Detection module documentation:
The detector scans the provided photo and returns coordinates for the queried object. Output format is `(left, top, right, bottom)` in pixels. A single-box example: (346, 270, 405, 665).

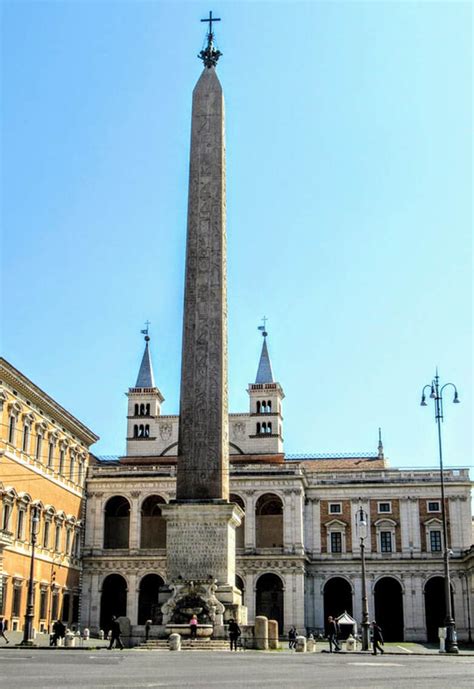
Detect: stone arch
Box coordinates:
(374, 576, 404, 641)
(100, 573, 127, 632)
(255, 572, 284, 633)
(140, 495, 167, 549)
(323, 576, 353, 626)
(104, 496, 130, 549)
(229, 493, 245, 549)
(138, 573, 165, 625)
(424, 575, 454, 642)
(255, 493, 283, 548)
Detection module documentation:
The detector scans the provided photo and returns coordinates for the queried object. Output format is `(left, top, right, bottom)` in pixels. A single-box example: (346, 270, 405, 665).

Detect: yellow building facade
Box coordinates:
(0, 358, 98, 634)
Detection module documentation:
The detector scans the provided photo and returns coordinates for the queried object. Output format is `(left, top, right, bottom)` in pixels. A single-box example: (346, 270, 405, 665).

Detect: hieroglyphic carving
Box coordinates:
(177, 67, 229, 501)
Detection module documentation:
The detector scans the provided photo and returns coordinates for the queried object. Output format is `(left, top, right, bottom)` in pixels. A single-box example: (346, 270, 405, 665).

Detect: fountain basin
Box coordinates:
(166, 624, 213, 638)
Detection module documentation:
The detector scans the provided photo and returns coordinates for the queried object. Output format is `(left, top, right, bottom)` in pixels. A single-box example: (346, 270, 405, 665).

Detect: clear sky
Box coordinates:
(2, 2, 472, 475)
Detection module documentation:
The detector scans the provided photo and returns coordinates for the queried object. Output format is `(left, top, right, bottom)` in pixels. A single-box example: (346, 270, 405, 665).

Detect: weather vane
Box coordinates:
(198, 10, 222, 68)
(141, 321, 151, 342)
(257, 316, 268, 338)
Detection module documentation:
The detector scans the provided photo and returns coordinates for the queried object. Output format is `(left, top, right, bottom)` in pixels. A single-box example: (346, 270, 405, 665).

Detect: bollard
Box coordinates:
(306, 634, 315, 652)
(99, 629, 105, 640)
(169, 633, 181, 651)
(83, 628, 90, 641)
(268, 620, 279, 650)
(255, 616, 268, 650)
(295, 635, 307, 653)
(345, 634, 356, 652)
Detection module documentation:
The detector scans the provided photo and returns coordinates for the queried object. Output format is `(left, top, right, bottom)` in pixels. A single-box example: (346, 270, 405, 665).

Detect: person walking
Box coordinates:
(371, 621, 384, 655)
(228, 618, 241, 651)
(288, 626, 297, 650)
(189, 614, 198, 642)
(145, 619, 152, 642)
(326, 616, 341, 652)
(0, 617, 9, 644)
(108, 616, 124, 650)
(50, 619, 65, 646)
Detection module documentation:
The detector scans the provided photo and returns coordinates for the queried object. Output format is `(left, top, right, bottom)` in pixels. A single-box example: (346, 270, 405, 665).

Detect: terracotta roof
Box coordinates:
(299, 457, 387, 472)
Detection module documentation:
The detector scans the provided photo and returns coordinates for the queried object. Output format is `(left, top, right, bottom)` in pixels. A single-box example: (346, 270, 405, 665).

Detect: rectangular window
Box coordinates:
(430, 530, 442, 552)
(59, 450, 65, 475)
(329, 503, 341, 514)
(65, 529, 72, 555)
(8, 417, 15, 444)
(55, 525, 62, 552)
(378, 502, 391, 513)
(0, 578, 7, 615)
(62, 593, 70, 622)
(51, 592, 59, 621)
(43, 521, 50, 549)
(22, 426, 29, 452)
(428, 501, 441, 513)
(48, 443, 54, 467)
(16, 510, 24, 540)
(380, 531, 392, 553)
(72, 595, 80, 623)
(11, 586, 21, 617)
(69, 457, 75, 481)
(2, 504, 10, 531)
(330, 532, 342, 553)
(36, 435, 42, 462)
(39, 589, 48, 620)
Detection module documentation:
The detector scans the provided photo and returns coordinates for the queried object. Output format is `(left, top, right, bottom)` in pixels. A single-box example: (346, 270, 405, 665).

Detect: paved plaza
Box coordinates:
(0, 647, 472, 689)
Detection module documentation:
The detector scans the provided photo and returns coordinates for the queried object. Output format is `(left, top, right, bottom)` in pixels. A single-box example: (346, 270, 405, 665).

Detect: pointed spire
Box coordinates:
(135, 325, 155, 388)
(255, 319, 274, 384)
(377, 427, 384, 460)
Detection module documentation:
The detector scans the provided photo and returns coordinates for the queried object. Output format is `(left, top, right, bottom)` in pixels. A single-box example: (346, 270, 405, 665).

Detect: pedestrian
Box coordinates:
(288, 626, 297, 650)
(228, 618, 241, 652)
(0, 617, 9, 644)
(50, 619, 65, 646)
(189, 614, 198, 642)
(108, 616, 124, 650)
(326, 616, 341, 652)
(145, 619, 152, 642)
(371, 621, 384, 655)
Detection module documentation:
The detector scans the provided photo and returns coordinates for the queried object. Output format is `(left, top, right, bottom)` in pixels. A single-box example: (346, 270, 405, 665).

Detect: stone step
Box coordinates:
(139, 639, 231, 651)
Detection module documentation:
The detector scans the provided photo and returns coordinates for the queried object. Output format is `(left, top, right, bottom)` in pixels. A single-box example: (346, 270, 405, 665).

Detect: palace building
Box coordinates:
(0, 358, 98, 633)
(81, 335, 473, 643)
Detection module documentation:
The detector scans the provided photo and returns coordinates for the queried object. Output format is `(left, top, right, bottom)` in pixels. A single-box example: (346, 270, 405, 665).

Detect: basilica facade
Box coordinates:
(81, 337, 473, 643)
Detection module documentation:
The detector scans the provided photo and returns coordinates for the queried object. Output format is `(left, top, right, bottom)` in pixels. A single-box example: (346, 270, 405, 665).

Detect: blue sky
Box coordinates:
(2, 1, 472, 474)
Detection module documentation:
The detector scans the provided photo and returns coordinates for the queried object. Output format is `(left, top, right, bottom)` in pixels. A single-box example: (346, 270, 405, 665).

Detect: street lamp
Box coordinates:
(21, 504, 40, 645)
(357, 502, 370, 651)
(420, 369, 460, 654)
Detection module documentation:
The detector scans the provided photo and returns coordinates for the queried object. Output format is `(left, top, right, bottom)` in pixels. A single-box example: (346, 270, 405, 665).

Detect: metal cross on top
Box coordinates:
(201, 10, 221, 37)
(198, 11, 223, 69)
(258, 316, 268, 337)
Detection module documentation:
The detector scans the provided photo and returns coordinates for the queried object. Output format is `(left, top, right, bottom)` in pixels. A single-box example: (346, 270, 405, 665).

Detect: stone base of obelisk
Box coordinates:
(160, 502, 247, 630)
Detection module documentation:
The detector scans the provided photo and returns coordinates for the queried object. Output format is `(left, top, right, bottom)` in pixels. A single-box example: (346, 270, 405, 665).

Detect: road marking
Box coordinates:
(396, 645, 414, 653)
(348, 662, 404, 667)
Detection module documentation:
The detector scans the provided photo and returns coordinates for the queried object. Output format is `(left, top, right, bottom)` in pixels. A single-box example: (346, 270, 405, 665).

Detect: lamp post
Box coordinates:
(357, 503, 370, 651)
(21, 505, 40, 645)
(420, 370, 460, 654)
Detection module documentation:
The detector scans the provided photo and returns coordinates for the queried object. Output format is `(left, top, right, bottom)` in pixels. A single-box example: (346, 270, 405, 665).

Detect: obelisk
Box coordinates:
(176, 37, 228, 502)
(161, 16, 244, 627)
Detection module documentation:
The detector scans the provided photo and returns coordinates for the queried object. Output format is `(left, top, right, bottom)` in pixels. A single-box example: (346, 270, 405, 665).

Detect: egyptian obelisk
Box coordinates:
(161, 14, 244, 628)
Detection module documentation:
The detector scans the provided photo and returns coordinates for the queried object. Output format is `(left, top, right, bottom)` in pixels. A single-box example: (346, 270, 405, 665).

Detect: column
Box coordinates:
(292, 491, 304, 554)
(127, 572, 139, 625)
(246, 572, 256, 624)
(313, 499, 321, 555)
(244, 492, 256, 551)
(129, 492, 141, 550)
(313, 573, 324, 631)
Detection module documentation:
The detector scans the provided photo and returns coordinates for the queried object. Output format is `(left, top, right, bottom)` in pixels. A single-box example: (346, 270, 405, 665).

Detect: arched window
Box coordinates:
(104, 496, 131, 549)
(230, 494, 245, 549)
(140, 404, 145, 416)
(133, 425, 138, 438)
(255, 493, 283, 548)
(261, 401, 267, 413)
(134, 404, 139, 416)
(140, 495, 166, 549)
(145, 404, 150, 416)
(100, 574, 127, 632)
(256, 401, 261, 414)
(256, 573, 284, 633)
(144, 425, 150, 438)
(138, 574, 165, 624)
(267, 422, 272, 434)
(139, 424, 144, 437)
(256, 422, 261, 435)
(262, 422, 267, 433)
(267, 401, 272, 412)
